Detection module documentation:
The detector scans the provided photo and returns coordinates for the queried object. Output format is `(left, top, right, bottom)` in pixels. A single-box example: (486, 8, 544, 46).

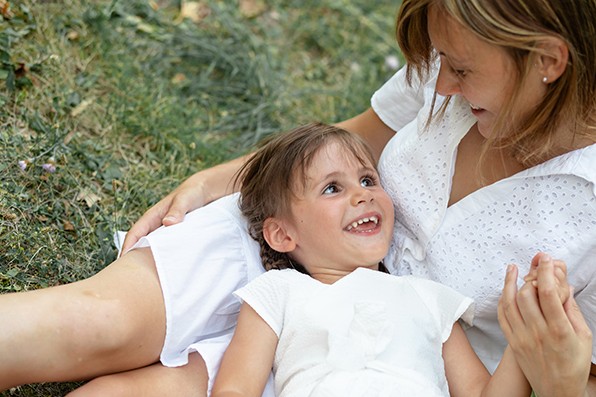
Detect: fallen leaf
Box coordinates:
(239, 0, 266, 18)
(63, 220, 75, 231)
(171, 73, 186, 84)
(179, 1, 210, 23)
(66, 30, 79, 41)
(70, 98, 93, 117)
(3, 212, 17, 221)
(76, 189, 101, 208)
(0, 0, 13, 19)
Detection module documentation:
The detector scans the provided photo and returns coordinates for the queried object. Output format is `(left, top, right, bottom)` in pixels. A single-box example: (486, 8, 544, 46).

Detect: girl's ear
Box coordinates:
(535, 36, 569, 83)
(263, 217, 296, 253)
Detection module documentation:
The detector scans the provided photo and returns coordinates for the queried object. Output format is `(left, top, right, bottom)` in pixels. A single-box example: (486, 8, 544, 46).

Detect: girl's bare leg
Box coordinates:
(0, 248, 167, 389)
(67, 352, 208, 397)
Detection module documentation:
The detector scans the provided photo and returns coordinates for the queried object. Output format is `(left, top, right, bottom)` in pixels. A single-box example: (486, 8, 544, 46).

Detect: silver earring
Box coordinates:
(542, 76, 548, 83)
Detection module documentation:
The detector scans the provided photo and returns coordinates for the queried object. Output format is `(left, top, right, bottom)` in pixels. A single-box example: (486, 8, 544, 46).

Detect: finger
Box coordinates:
(516, 280, 547, 330)
(162, 190, 203, 226)
(553, 259, 567, 275)
(564, 291, 593, 337)
(536, 254, 568, 326)
(499, 264, 524, 337)
(524, 252, 544, 282)
(121, 201, 172, 254)
(553, 265, 571, 304)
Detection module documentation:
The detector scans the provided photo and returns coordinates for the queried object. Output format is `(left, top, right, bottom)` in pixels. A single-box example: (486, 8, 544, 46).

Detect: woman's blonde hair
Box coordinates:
(396, 0, 596, 165)
(235, 122, 377, 273)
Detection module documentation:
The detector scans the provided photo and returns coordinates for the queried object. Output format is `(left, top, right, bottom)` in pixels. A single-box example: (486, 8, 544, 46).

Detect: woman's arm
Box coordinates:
(498, 257, 593, 397)
(335, 108, 396, 162)
(443, 322, 531, 397)
(211, 303, 277, 397)
(121, 108, 395, 252)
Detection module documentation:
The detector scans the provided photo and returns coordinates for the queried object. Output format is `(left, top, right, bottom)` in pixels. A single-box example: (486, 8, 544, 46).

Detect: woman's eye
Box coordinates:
(454, 69, 467, 78)
(323, 184, 339, 194)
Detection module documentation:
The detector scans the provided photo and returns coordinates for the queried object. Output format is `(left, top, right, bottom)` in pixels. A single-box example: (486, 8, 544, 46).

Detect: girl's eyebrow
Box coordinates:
(315, 165, 377, 183)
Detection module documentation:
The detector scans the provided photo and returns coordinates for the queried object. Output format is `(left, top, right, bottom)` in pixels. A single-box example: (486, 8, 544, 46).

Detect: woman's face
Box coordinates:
(427, 6, 547, 139)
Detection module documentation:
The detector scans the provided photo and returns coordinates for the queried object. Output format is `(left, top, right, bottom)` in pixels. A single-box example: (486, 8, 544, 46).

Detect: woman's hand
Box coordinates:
(121, 155, 250, 253)
(498, 253, 593, 397)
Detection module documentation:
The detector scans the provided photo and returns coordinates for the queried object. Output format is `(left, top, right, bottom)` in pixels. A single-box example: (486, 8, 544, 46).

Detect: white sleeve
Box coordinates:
(575, 267, 596, 363)
(233, 270, 289, 337)
(406, 277, 475, 342)
(370, 66, 427, 133)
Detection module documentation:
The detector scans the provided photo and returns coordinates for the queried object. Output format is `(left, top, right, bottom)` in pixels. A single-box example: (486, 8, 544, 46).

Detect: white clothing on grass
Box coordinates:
(234, 267, 474, 397)
(372, 65, 596, 370)
(130, 193, 271, 394)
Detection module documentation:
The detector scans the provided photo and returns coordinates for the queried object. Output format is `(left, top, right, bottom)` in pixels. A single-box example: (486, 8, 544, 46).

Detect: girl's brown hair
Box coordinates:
(235, 122, 377, 272)
(396, 0, 596, 166)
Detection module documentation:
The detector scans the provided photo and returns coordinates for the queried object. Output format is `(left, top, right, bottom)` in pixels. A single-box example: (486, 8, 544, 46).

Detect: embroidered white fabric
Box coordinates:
(372, 66, 596, 370)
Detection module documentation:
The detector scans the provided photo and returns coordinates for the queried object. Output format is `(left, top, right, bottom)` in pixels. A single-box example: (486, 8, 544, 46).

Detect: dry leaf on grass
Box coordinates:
(70, 98, 93, 117)
(76, 189, 101, 208)
(179, 1, 210, 23)
(0, 0, 13, 19)
(239, 0, 266, 18)
(63, 220, 75, 231)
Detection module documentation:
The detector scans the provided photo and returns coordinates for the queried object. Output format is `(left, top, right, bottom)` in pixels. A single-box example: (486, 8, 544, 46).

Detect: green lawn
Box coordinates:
(0, 0, 400, 394)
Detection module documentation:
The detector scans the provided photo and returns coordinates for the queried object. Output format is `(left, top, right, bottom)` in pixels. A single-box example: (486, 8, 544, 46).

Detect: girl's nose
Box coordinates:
(351, 186, 374, 206)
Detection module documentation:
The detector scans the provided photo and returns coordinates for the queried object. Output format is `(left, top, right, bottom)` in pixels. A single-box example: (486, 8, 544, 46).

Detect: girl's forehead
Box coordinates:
(296, 141, 375, 183)
(313, 140, 373, 166)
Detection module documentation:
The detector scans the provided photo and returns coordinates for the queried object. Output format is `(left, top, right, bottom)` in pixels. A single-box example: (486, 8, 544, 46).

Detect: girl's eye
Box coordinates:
(361, 175, 376, 187)
(323, 184, 339, 194)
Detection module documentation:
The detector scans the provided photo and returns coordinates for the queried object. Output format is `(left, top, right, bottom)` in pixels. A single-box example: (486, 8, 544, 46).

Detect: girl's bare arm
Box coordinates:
(211, 303, 277, 397)
(443, 322, 531, 397)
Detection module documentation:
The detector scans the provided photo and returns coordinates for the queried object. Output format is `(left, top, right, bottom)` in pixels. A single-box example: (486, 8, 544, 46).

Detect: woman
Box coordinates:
(1, 1, 594, 396)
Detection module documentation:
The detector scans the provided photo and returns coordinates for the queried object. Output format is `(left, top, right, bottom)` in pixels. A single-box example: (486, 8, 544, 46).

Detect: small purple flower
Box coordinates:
(18, 160, 27, 170)
(42, 163, 56, 173)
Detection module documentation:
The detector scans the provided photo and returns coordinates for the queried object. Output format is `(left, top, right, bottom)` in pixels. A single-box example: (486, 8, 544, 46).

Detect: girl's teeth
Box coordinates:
(347, 216, 379, 231)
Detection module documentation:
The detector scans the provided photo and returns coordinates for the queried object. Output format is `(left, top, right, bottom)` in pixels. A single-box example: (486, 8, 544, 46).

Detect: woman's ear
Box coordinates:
(263, 217, 296, 253)
(536, 36, 569, 83)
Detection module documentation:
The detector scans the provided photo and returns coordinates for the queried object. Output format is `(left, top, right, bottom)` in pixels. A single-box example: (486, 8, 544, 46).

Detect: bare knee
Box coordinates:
(66, 377, 131, 397)
(67, 354, 208, 397)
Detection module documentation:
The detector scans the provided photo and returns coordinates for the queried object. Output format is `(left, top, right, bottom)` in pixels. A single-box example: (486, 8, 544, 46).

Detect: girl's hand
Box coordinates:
(523, 253, 571, 304)
(498, 254, 593, 397)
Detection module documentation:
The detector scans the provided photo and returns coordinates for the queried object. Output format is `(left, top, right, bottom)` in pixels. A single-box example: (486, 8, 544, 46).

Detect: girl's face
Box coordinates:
(281, 141, 394, 282)
(427, 6, 547, 139)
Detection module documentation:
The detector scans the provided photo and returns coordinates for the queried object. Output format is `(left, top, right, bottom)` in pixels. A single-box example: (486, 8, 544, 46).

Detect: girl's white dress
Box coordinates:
(235, 267, 474, 397)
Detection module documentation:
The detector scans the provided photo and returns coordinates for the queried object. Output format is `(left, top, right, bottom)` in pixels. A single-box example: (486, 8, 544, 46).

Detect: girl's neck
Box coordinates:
(309, 264, 381, 285)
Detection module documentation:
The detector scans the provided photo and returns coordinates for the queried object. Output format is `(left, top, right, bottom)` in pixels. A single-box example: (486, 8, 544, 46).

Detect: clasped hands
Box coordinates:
(499, 253, 593, 397)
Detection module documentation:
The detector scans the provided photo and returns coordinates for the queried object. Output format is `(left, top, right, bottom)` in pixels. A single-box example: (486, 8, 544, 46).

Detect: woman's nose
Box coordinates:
(435, 62, 461, 97)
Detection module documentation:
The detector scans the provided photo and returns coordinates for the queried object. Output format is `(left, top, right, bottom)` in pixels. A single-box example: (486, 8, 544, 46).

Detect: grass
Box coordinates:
(0, 0, 400, 394)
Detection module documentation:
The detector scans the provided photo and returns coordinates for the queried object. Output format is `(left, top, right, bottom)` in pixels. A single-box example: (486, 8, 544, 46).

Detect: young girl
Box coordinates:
(210, 122, 558, 397)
